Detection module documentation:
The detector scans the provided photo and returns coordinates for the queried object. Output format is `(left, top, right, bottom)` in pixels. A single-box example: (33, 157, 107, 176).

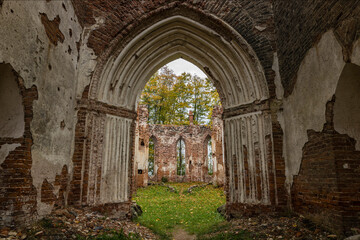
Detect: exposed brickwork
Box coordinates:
(40, 13, 65, 46)
(41, 179, 56, 204)
(91, 202, 131, 220)
(0, 66, 38, 227)
(69, 99, 136, 207)
(274, 0, 360, 96)
(134, 106, 224, 186)
(292, 97, 360, 236)
(54, 165, 69, 207)
(149, 124, 213, 183)
(223, 100, 287, 214)
(2, 1, 359, 235)
(39, 165, 69, 206)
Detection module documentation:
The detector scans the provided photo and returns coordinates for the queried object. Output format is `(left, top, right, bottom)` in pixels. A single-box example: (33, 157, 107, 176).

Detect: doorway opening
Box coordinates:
(133, 59, 226, 237)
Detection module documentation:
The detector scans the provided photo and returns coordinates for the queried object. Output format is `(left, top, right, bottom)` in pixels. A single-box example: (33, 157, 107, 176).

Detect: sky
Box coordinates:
(165, 58, 207, 78)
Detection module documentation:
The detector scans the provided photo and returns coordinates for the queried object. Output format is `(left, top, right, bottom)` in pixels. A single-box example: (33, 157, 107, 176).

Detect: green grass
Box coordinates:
(134, 182, 226, 239)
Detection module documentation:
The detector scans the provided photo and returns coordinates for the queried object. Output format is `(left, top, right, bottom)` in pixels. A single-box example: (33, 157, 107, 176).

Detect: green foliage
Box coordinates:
(161, 177, 168, 183)
(134, 183, 226, 239)
(140, 66, 220, 125)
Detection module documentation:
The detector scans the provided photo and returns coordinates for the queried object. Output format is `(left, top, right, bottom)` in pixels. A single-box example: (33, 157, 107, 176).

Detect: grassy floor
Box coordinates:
(134, 182, 226, 239)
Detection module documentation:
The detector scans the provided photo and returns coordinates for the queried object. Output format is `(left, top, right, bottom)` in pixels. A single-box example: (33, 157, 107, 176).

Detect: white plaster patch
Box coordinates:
(351, 37, 360, 66)
(75, 17, 104, 98)
(272, 52, 284, 99)
(0, 143, 21, 165)
(282, 30, 345, 186)
(37, 202, 53, 217)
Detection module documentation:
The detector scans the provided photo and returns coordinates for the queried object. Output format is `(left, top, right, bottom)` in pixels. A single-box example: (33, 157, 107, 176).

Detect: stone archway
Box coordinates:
(69, 9, 284, 217)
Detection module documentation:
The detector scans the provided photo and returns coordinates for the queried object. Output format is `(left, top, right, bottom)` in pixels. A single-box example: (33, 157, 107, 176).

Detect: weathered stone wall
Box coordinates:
(134, 106, 224, 186)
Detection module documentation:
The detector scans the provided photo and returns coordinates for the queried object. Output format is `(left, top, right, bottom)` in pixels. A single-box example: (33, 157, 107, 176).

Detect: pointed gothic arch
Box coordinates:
(70, 8, 282, 216)
(176, 137, 186, 176)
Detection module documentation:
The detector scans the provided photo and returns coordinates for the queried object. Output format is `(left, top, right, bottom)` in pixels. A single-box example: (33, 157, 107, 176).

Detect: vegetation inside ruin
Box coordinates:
(140, 67, 220, 125)
(134, 182, 227, 239)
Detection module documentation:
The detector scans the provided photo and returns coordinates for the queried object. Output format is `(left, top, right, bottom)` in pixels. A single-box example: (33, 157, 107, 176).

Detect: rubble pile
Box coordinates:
(1, 207, 359, 239)
(0, 207, 156, 240)
(226, 213, 360, 240)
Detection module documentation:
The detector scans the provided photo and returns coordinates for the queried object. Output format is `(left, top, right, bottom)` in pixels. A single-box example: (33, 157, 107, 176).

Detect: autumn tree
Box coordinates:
(139, 66, 220, 125)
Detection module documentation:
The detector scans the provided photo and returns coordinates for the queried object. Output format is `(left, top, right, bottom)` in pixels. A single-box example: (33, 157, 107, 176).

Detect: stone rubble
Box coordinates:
(0, 207, 157, 240)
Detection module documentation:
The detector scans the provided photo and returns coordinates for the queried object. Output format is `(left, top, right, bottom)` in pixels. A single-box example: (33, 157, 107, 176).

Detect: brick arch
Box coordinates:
(87, 8, 269, 110)
(70, 4, 284, 217)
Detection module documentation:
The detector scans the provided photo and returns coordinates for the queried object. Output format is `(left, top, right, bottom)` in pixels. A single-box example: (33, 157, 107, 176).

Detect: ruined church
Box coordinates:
(0, 0, 360, 236)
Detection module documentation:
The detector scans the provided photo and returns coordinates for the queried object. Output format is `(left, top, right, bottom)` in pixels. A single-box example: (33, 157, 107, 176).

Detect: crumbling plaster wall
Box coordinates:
(0, 0, 82, 217)
(281, 29, 360, 187)
(281, 31, 345, 186)
(134, 106, 150, 187)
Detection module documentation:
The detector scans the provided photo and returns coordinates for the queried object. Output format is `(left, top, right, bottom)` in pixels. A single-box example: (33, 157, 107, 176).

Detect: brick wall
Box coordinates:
(0, 67, 38, 227)
(68, 99, 136, 219)
(292, 97, 360, 235)
(134, 105, 224, 186)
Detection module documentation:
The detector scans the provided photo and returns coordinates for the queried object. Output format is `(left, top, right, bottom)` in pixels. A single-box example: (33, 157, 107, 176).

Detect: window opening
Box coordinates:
(177, 138, 186, 175)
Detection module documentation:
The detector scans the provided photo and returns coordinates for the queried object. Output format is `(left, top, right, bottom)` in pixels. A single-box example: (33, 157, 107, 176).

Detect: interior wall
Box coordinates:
(0, 64, 24, 138)
(0, 0, 82, 222)
(334, 63, 360, 149)
(281, 30, 345, 187)
(285, 25, 360, 235)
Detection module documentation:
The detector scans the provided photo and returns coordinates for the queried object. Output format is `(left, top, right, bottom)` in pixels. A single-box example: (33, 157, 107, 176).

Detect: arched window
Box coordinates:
(207, 138, 213, 175)
(148, 137, 155, 176)
(176, 138, 186, 176)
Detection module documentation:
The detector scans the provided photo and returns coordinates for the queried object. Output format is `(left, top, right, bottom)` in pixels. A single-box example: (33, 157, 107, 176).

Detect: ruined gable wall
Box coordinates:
(0, 0, 82, 226)
(149, 124, 212, 183)
(134, 106, 224, 186)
